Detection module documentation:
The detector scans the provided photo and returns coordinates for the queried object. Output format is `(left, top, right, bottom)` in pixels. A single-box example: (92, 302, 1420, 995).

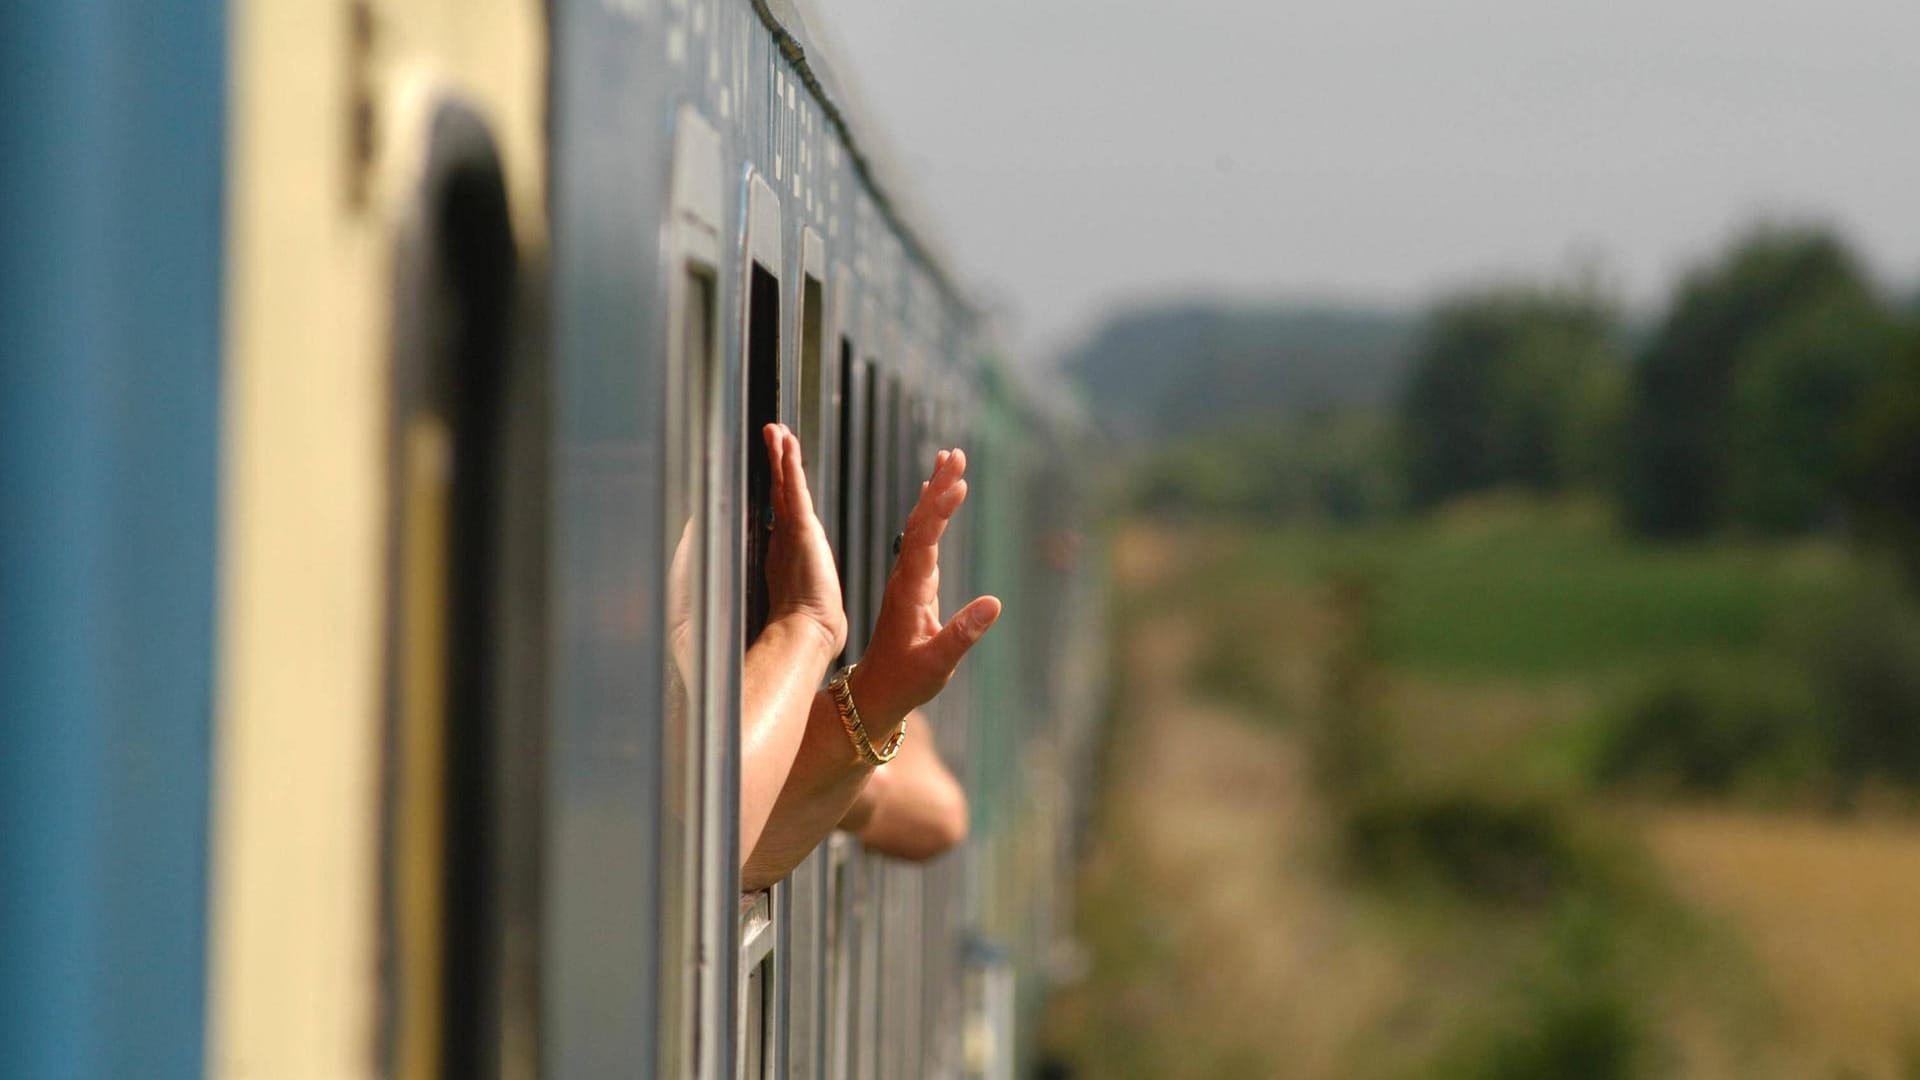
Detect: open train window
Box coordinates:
(736, 170, 785, 1080)
(661, 105, 725, 1080)
(743, 262, 780, 646)
(782, 225, 832, 1080)
(382, 99, 537, 1080)
(859, 360, 885, 635)
(868, 367, 903, 630)
(796, 230, 827, 500)
(741, 174, 783, 654)
(833, 340, 863, 653)
(820, 336, 865, 1078)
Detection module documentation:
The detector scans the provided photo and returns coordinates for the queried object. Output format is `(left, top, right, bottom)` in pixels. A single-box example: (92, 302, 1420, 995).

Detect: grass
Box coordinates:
(1178, 497, 1853, 682)
(1048, 503, 1920, 1080)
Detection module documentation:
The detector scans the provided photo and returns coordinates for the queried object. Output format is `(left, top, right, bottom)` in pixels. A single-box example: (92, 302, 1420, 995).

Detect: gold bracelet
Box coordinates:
(826, 664, 905, 766)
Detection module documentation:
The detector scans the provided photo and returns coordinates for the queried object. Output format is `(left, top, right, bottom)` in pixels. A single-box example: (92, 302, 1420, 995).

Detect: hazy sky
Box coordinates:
(821, 0, 1920, 359)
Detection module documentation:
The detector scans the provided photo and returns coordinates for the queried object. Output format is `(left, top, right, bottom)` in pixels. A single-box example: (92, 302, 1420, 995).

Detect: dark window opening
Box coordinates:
(797, 275, 826, 492)
(859, 360, 882, 633)
(744, 264, 781, 646)
(383, 102, 539, 1080)
(870, 371, 902, 623)
(435, 125, 516, 1080)
(833, 337, 855, 560)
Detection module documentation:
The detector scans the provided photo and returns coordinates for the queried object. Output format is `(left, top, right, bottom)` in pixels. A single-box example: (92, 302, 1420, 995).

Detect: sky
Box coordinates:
(819, 0, 1920, 361)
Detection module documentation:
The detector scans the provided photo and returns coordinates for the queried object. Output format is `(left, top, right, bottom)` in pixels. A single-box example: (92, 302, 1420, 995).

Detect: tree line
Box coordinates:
(1401, 223, 1920, 563)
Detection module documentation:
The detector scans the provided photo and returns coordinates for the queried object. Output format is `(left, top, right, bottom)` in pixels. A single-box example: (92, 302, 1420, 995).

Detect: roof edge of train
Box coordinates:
(750, 0, 977, 321)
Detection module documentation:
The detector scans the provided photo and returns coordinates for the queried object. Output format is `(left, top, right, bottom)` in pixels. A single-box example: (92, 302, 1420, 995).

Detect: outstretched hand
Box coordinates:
(763, 423, 848, 657)
(852, 447, 1002, 728)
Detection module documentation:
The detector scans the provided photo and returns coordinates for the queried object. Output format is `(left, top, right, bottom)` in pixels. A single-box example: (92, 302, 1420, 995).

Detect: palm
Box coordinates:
(762, 424, 847, 653)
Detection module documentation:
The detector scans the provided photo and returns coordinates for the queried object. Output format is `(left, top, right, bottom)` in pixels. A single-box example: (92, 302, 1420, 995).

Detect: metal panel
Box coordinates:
(0, 2, 224, 1077)
(544, 4, 678, 1075)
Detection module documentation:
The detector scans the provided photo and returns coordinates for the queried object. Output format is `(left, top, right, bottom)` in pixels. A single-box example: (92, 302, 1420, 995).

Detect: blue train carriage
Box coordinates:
(0, 0, 1104, 1078)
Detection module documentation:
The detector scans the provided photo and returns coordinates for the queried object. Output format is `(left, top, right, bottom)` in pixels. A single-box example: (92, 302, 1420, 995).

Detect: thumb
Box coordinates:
(928, 595, 1002, 672)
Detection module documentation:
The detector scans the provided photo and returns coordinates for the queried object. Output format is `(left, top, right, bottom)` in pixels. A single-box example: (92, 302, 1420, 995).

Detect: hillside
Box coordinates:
(1059, 302, 1418, 443)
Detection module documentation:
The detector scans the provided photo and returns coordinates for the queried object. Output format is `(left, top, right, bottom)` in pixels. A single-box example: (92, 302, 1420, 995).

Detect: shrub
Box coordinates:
(1795, 587, 1920, 794)
(1343, 791, 1584, 906)
(1594, 661, 1828, 799)
(1452, 985, 1640, 1080)
(1433, 902, 1648, 1080)
(1596, 587, 1920, 803)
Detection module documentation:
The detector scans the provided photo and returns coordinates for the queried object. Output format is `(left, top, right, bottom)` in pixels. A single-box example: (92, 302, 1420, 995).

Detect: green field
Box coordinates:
(1169, 497, 1854, 681)
(1047, 505, 1920, 1080)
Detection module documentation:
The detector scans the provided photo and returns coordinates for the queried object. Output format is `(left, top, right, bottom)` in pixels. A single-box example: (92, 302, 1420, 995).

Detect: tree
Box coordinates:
(1847, 330, 1920, 584)
(1400, 285, 1621, 509)
(1620, 225, 1879, 538)
(1726, 295, 1903, 533)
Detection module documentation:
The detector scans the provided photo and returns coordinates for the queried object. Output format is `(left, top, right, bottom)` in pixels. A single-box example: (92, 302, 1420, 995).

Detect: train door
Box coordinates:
(381, 98, 548, 1080)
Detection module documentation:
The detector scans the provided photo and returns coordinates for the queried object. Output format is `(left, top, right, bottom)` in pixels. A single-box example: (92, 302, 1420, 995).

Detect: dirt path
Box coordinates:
(1057, 596, 1403, 1079)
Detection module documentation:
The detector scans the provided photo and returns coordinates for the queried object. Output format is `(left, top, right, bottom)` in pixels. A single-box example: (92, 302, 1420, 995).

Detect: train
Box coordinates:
(0, 1, 1105, 1078)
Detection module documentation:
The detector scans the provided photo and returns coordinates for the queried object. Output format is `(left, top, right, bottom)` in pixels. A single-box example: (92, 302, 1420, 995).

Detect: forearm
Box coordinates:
(843, 717, 968, 861)
(741, 688, 882, 891)
(738, 617, 839, 863)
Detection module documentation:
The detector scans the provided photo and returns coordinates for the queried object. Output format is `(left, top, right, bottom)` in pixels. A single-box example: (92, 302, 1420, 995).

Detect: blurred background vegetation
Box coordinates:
(1041, 221, 1920, 1079)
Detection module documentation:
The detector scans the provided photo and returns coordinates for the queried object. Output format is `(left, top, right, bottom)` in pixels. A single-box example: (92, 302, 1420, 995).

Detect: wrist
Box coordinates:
(765, 612, 842, 671)
(845, 663, 908, 740)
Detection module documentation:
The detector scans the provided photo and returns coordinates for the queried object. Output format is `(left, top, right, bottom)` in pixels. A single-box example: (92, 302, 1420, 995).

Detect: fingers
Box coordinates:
(926, 595, 1002, 673)
(897, 448, 969, 566)
(762, 423, 822, 528)
(880, 448, 972, 620)
(764, 423, 785, 516)
(780, 428, 815, 523)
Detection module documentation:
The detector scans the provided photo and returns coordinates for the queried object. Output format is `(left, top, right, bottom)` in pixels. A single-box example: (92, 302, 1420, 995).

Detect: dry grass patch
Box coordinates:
(1648, 808, 1920, 1079)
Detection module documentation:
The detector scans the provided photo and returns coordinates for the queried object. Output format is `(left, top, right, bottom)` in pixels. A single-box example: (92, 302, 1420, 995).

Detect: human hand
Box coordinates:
(851, 448, 1001, 728)
(763, 422, 848, 657)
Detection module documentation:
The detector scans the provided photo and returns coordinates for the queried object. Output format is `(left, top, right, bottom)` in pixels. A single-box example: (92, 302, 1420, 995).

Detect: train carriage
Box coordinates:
(0, 1, 1102, 1078)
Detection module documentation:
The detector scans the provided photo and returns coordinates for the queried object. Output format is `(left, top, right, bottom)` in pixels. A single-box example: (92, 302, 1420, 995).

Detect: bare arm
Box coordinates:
(838, 709, 968, 861)
(737, 424, 847, 862)
(738, 617, 839, 860)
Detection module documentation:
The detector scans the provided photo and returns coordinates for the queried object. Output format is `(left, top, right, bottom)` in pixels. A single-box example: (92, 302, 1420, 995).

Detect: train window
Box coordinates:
(743, 263, 780, 646)
(796, 230, 827, 498)
(823, 832, 861, 1077)
(736, 170, 784, 1080)
(868, 368, 902, 631)
(783, 226, 831, 1080)
(822, 341, 866, 1077)
(796, 285, 823, 479)
(663, 256, 716, 1076)
(833, 340, 863, 654)
(738, 891, 777, 1080)
(859, 361, 885, 634)
(825, 340, 856, 653)
(382, 100, 523, 1080)
(662, 104, 724, 1080)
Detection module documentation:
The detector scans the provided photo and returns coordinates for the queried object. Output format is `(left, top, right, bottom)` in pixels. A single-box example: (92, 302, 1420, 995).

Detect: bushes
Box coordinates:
(1128, 411, 1402, 525)
(1343, 792, 1584, 906)
(1796, 587, 1920, 792)
(1595, 585, 1920, 803)
(1594, 661, 1826, 799)
(1433, 903, 1648, 1080)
